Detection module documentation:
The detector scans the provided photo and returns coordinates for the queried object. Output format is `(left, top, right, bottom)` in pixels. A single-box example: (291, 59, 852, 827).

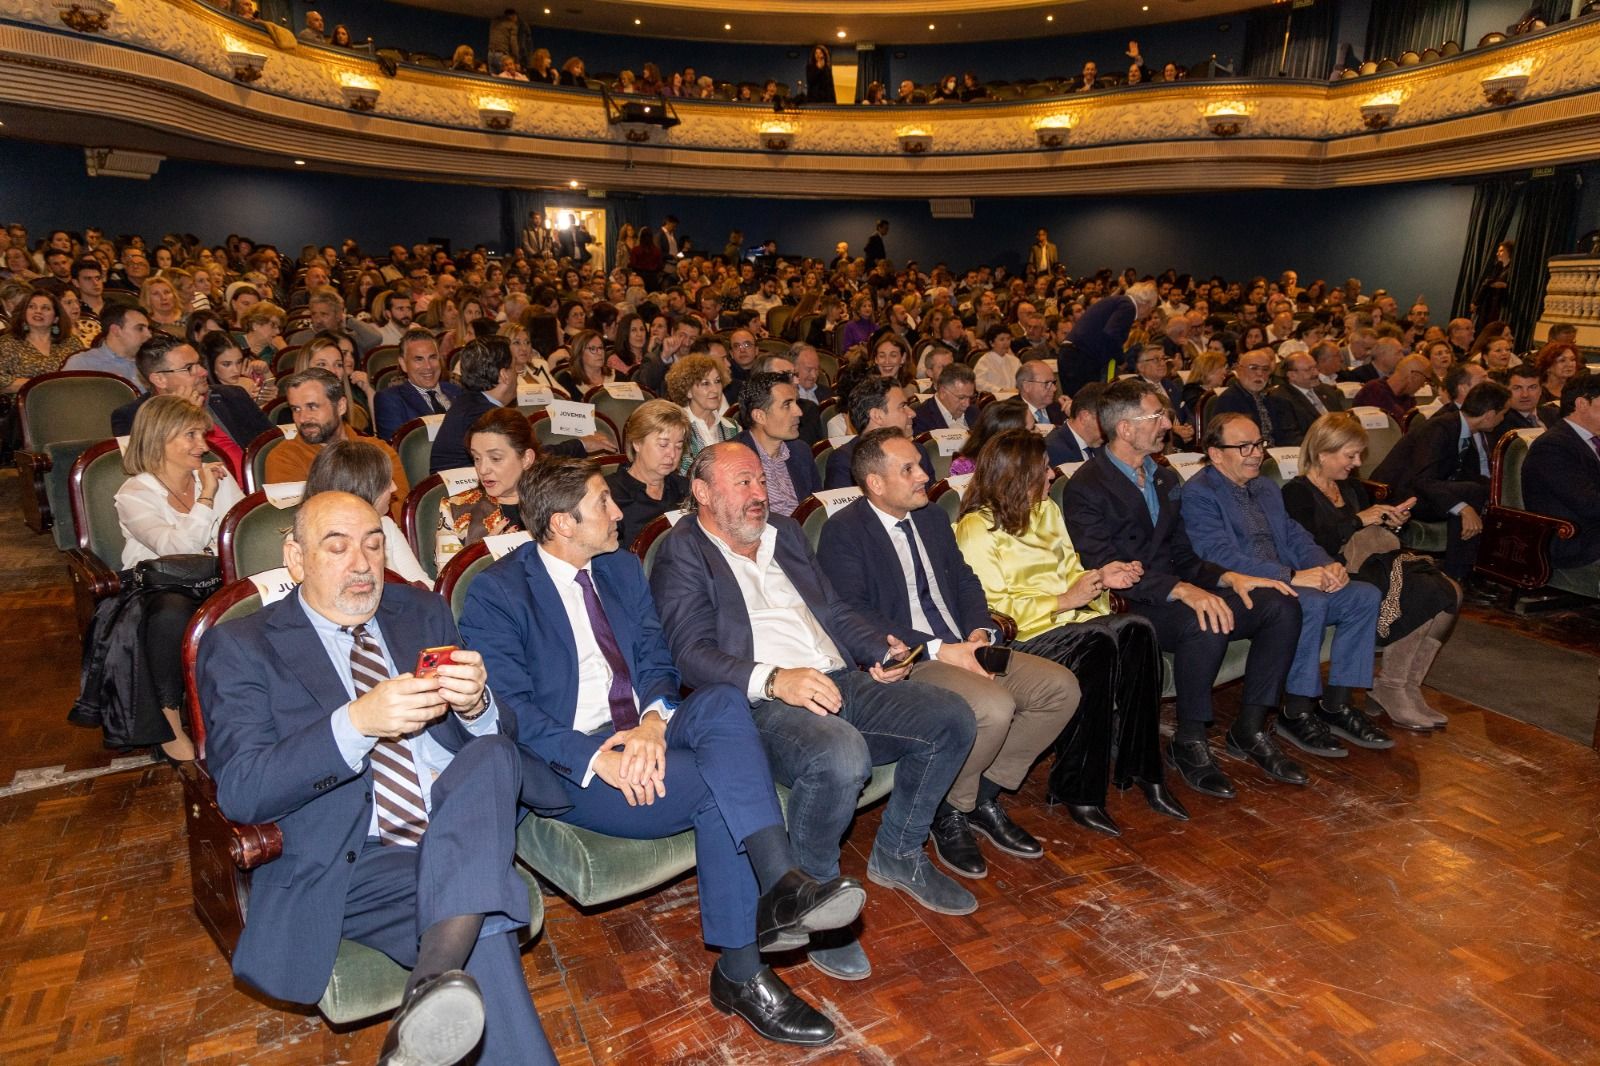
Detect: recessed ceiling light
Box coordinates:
(1142, 4, 1149, 9)
(293, 159, 305, 165)
(541, 7, 549, 13)
(568, 179, 579, 188)
(836, 29, 847, 38)
(928, 22, 935, 29)
(633, 17, 640, 24)
(723, 22, 731, 29)
(1046, 13, 1054, 21)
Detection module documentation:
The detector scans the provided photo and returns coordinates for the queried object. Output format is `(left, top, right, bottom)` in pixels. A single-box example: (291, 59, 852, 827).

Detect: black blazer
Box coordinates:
(427, 390, 496, 473)
(1205, 382, 1294, 445)
(1061, 451, 1226, 604)
(1522, 419, 1600, 568)
(1044, 422, 1093, 466)
(824, 437, 934, 489)
(816, 497, 991, 645)
(1371, 411, 1488, 520)
(1280, 475, 1371, 562)
(1272, 383, 1347, 447)
(606, 467, 689, 549)
(911, 398, 974, 435)
(112, 383, 272, 445)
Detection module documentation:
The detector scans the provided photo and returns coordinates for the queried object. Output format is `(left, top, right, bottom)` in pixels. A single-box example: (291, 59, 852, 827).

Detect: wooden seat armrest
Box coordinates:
(179, 762, 285, 870)
(1475, 505, 1578, 590)
(1359, 479, 1389, 502)
(1108, 592, 1129, 614)
(987, 611, 1018, 642)
(16, 449, 49, 475)
(1483, 504, 1577, 541)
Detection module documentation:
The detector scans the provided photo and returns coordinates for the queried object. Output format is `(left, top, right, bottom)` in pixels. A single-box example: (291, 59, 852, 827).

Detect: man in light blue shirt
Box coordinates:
(61, 303, 148, 390)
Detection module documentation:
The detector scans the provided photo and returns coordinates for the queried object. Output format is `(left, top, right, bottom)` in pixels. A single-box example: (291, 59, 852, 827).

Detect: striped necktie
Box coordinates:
(346, 624, 428, 847)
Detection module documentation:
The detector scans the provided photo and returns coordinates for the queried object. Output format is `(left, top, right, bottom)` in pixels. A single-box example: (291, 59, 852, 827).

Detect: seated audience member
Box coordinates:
(1343, 334, 1401, 385)
(303, 439, 429, 584)
(791, 344, 833, 405)
(1495, 363, 1551, 438)
(607, 399, 692, 547)
(1131, 345, 1193, 443)
(267, 368, 408, 521)
(458, 457, 865, 1045)
(200, 330, 274, 408)
(1534, 341, 1580, 405)
(1372, 381, 1512, 580)
(428, 337, 517, 474)
(113, 334, 272, 483)
(295, 332, 372, 432)
(1063, 379, 1301, 799)
(198, 490, 566, 1066)
(1522, 373, 1600, 574)
(820, 427, 1080, 867)
(954, 428, 1185, 834)
(1281, 413, 1459, 731)
(1044, 382, 1107, 466)
(735, 372, 819, 516)
(1016, 358, 1064, 427)
(650, 443, 980, 977)
(288, 286, 383, 355)
(0, 288, 84, 394)
(112, 395, 245, 761)
(1470, 333, 1519, 379)
(1272, 349, 1348, 447)
(824, 376, 933, 488)
(972, 327, 1021, 395)
(436, 407, 535, 563)
(1435, 361, 1487, 418)
(1352, 353, 1429, 425)
(554, 329, 614, 399)
(62, 302, 150, 388)
(374, 329, 463, 441)
(376, 290, 417, 346)
(1182, 415, 1390, 757)
(949, 397, 1032, 477)
(1181, 350, 1229, 414)
(911, 362, 978, 434)
(668, 352, 739, 473)
(1205, 348, 1293, 446)
(236, 302, 287, 363)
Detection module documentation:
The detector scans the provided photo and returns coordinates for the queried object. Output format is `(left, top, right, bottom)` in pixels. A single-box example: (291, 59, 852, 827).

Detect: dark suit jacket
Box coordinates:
(824, 437, 934, 489)
(374, 379, 464, 442)
(1488, 407, 1543, 448)
(1044, 422, 1094, 466)
(799, 382, 835, 406)
(1371, 410, 1488, 519)
(1060, 294, 1135, 396)
(735, 429, 820, 507)
(1205, 383, 1295, 446)
(459, 543, 681, 782)
(1522, 419, 1600, 568)
(816, 498, 989, 645)
(1338, 363, 1380, 385)
(1272, 382, 1347, 446)
(649, 514, 887, 689)
(197, 585, 566, 1005)
(864, 233, 887, 266)
(910, 398, 974, 435)
(1061, 451, 1226, 605)
(427, 389, 496, 474)
(112, 383, 272, 445)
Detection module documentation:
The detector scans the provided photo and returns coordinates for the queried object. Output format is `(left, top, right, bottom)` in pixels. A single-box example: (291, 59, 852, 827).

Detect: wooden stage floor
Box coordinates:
(1, 495, 1596, 1064)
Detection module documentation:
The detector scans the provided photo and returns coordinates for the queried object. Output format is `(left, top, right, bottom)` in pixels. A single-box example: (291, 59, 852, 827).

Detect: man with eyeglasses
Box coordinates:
(1182, 414, 1390, 770)
(1016, 360, 1065, 427)
(1206, 348, 1293, 446)
(1132, 345, 1193, 444)
(723, 328, 761, 405)
(111, 334, 272, 483)
(1063, 380, 1301, 801)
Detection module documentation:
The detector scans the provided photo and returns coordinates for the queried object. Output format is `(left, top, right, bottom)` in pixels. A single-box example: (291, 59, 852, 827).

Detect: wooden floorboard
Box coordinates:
(1, 472, 1597, 1065)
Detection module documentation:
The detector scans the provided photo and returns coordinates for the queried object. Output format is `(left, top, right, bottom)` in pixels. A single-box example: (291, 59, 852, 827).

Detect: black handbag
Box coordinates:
(130, 553, 222, 599)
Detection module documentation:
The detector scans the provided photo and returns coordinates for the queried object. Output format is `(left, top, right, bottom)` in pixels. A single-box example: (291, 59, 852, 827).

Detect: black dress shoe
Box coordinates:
(967, 800, 1043, 858)
(1316, 703, 1395, 750)
(1061, 802, 1121, 837)
(1165, 738, 1237, 799)
(1225, 727, 1309, 785)
(378, 970, 484, 1066)
(1128, 777, 1190, 821)
(710, 964, 836, 1046)
(756, 870, 867, 952)
(1274, 711, 1348, 759)
(930, 809, 987, 879)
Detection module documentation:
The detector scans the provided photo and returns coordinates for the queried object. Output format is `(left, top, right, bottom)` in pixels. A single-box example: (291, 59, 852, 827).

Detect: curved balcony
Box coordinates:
(2, 0, 1600, 196)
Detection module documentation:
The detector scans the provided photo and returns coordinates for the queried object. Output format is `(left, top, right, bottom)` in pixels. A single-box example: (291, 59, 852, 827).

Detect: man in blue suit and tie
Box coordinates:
(1044, 382, 1108, 467)
(458, 457, 866, 1047)
(823, 376, 935, 489)
(198, 491, 567, 1065)
(375, 329, 463, 441)
(735, 371, 819, 516)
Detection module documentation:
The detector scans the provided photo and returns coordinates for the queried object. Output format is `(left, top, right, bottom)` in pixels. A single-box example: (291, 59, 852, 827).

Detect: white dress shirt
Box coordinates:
(973, 350, 1022, 395)
(113, 469, 245, 568)
(868, 500, 960, 656)
(702, 522, 847, 699)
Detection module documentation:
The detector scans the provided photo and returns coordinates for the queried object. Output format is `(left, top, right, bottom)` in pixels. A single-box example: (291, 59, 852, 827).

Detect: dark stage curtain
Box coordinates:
(1242, 1, 1338, 79)
(499, 189, 547, 255)
(855, 45, 888, 103)
(1453, 170, 1584, 347)
(1452, 178, 1519, 321)
(1365, 0, 1466, 59)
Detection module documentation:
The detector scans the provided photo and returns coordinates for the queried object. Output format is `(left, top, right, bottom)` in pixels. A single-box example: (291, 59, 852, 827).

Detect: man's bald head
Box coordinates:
(287, 491, 386, 625)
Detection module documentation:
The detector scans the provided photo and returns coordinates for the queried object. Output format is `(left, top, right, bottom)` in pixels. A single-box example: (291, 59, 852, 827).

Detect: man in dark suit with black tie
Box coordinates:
(1062, 379, 1301, 800)
(1045, 382, 1107, 466)
(819, 429, 1080, 876)
(375, 329, 464, 441)
(198, 492, 568, 1065)
(910, 362, 977, 435)
(1523, 373, 1600, 572)
(1273, 350, 1348, 446)
(112, 335, 273, 481)
(1372, 380, 1511, 579)
(823, 376, 934, 489)
(734, 372, 820, 516)
(1205, 348, 1294, 446)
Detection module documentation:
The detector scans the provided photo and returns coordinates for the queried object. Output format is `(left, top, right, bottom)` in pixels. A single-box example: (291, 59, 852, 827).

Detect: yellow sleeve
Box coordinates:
(954, 510, 1061, 641)
(1044, 503, 1112, 622)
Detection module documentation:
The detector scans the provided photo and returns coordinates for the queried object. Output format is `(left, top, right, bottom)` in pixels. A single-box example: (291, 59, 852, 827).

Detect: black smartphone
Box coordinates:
(881, 643, 925, 670)
(974, 645, 1012, 676)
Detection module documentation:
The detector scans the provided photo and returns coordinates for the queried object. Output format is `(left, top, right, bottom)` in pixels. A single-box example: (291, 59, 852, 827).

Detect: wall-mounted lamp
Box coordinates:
(478, 99, 515, 130)
(897, 130, 933, 154)
(1033, 118, 1075, 148)
(225, 42, 268, 83)
(1358, 97, 1400, 129)
(338, 75, 380, 112)
(759, 125, 796, 151)
(56, 0, 114, 33)
(1202, 105, 1249, 137)
(1481, 69, 1530, 106)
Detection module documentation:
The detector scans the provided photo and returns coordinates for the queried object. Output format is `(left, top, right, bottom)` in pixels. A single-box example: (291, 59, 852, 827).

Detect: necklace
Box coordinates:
(1307, 472, 1343, 507)
(158, 468, 196, 506)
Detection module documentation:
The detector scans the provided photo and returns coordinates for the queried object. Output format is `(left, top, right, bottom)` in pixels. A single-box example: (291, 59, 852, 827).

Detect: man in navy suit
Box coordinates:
(111, 335, 272, 479)
(650, 443, 978, 981)
(818, 429, 1079, 877)
(1017, 358, 1066, 427)
(1523, 373, 1600, 571)
(375, 329, 463, 441)
(823, 376, 934, 489)
(1044, 382, 1107, 467)
(910, 362, 977, 435)
(792, 343, 834, 406)
(1132, 345, 1196, 447)
(1062, 380, 1301, 800)
(735, 371, 819, 516)
(1058, 281, 1155, 396)
(198, 492, 566, 1065)
(459, 458, 864, 1046)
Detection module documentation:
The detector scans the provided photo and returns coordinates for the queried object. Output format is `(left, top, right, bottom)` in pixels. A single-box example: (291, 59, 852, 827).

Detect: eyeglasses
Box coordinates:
(1125, 412, 1170, 424)
(151, 362, 205, 376)
(1238, 363, 1272, 373)
(1215, 439, 1269, 455)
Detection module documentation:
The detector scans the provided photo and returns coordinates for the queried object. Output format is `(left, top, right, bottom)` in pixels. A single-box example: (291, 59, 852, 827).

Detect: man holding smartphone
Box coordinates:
(817, 429, 1081, 880)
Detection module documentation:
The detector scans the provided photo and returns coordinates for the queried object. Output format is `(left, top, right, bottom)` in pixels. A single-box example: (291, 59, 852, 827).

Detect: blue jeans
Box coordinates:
(1287, 582, 1380, 697)
(749, 669, 975, 881)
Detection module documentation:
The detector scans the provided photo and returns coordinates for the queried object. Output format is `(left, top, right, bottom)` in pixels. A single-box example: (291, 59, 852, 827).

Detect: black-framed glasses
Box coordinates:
(150, 362, 205, 376)
(1215, 439, 1268, 455)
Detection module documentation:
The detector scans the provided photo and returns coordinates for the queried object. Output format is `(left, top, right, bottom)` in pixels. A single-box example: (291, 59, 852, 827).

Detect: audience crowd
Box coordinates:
(10, 209, 1594, 1063)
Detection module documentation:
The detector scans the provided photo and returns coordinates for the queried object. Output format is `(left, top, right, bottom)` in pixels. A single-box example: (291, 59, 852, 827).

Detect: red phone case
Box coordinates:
(415, 645, 458, 678)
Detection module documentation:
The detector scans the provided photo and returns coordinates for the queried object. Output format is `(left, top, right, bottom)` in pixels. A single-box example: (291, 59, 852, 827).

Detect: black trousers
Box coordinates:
(1015, 613, 1164, 806)
(1128, 587, 1300, 724)
(144, 589, 201, 717)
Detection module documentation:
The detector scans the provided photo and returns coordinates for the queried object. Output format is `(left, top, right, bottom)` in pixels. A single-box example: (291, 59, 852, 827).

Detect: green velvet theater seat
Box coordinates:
(1159, 626, 1337, 700)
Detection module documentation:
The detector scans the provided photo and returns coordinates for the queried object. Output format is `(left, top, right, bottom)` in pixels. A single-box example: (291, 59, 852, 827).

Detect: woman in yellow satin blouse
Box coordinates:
(955, 428, 1187, 836)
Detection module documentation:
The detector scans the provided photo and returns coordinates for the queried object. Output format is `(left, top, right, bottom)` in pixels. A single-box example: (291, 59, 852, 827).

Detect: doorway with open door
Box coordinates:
(545, 205, 608, 275)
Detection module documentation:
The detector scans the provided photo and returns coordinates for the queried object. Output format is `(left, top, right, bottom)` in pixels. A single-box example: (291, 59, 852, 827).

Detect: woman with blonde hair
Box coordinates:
(140, 275, 185, 332)
(607, 399, 691, 546)
(1181, 349, 1229, 413)
(295, 332, 372, 433)
(666, 352, 737, 472)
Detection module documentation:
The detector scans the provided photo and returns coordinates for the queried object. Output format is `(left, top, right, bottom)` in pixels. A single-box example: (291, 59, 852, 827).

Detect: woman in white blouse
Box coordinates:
(113, 396, 245, 762)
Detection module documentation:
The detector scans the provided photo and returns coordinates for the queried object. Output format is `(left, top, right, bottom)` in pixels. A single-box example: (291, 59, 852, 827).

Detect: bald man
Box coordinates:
(1353, 353, 1430, 425)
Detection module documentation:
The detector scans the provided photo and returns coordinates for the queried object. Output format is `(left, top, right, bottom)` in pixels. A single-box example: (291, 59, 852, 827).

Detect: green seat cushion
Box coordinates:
(1400, 520, 1448, 553)
(1159, 626, 1336, 700)
(1550, 560, 1600, 599)
(44, 438, 96, 551)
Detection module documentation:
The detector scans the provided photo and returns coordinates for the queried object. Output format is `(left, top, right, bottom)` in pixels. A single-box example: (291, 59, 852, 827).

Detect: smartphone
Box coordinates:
(881, 643, 925, 670)
(415, 645, 458, 679)
(974, 645, 1013, 677)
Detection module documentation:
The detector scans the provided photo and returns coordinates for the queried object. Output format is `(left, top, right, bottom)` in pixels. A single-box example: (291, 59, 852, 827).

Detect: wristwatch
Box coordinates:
(762, 667, 780, 700)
